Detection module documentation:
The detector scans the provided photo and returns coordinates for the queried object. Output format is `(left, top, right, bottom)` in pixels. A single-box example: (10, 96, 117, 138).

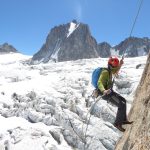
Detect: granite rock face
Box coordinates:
(115, 52, 150, 150)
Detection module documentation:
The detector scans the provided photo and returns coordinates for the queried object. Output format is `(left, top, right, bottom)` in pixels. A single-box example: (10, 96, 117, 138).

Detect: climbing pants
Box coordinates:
(102, 91, 127, 125)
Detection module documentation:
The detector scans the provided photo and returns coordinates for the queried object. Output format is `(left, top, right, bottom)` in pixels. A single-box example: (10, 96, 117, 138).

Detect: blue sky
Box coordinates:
(0, 0, 149, 55)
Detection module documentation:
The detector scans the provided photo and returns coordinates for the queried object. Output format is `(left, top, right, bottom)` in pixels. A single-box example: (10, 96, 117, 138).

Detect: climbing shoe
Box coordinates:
(122, 121, 133, 125)
(113, 123, 125, 132)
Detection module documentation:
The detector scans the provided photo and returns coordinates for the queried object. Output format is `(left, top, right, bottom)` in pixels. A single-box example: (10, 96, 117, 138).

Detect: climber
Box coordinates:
(94, 56, 133, 132)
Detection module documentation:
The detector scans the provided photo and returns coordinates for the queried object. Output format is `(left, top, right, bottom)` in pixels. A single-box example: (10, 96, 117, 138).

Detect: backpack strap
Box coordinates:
(103, 67, 114, 90)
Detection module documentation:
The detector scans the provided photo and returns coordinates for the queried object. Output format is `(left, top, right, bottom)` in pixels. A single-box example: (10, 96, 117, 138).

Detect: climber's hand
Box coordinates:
(120, 58, 124, 66)
(103, 89, 112, 95)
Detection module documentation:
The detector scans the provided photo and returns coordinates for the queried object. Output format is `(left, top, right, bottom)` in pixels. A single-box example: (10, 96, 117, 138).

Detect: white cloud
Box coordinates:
(75, 2, 82, 20)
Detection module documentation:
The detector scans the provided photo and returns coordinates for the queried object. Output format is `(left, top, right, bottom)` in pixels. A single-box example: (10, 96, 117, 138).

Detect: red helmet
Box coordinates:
(108, 57, 119, 67)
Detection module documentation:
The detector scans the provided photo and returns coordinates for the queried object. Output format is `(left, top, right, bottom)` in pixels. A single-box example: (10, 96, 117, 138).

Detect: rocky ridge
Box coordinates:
(31, 20, 99, 64)
(31, 20, 150, 63)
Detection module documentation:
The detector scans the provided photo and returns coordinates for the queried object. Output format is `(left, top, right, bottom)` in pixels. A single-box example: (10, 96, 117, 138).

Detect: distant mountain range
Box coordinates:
(1, 20, 150, 63)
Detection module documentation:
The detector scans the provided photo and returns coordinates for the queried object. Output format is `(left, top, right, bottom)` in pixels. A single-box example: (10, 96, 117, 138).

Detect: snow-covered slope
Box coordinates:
(67, 22, 79, 38)
(0, 53, 146, 150)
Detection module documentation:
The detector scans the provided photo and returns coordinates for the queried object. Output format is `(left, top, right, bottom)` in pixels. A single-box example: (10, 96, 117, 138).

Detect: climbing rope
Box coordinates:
(82, 95, 104, 150)
(122, 0, 144, 58)
(113, 0, 144, 84)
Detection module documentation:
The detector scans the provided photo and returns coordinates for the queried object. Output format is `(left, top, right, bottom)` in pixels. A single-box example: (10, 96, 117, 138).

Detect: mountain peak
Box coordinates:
(0, 43, 19, 53)
(31, 21, 98, 64)
(72, 19, 78, 24)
